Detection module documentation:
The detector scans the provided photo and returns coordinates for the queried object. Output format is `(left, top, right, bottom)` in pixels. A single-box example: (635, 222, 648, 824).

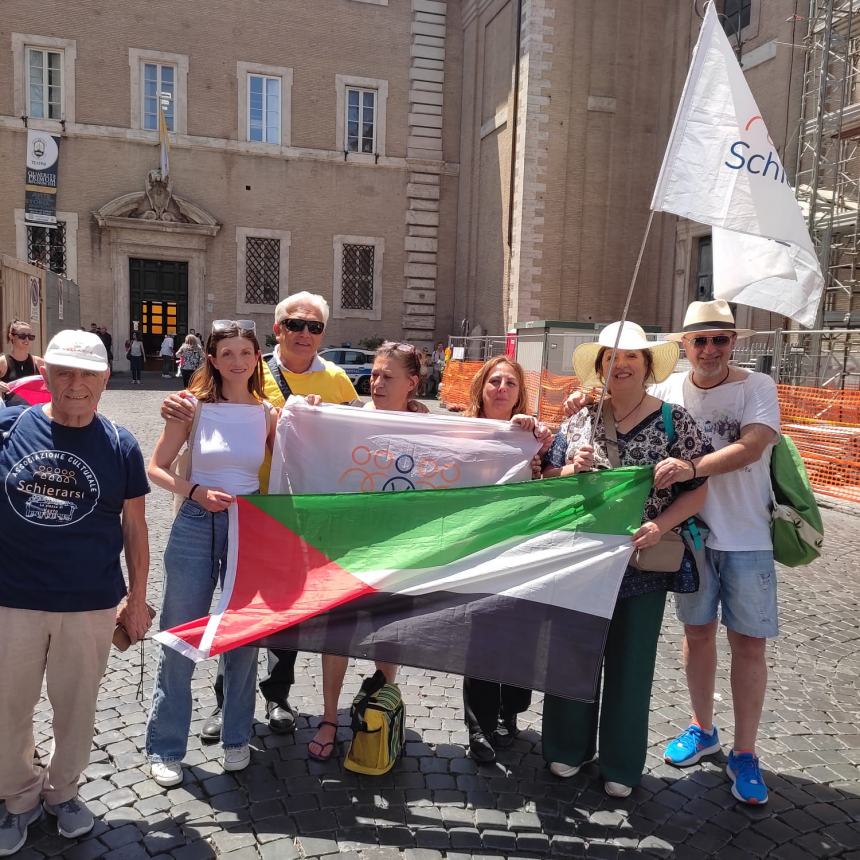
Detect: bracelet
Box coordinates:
(188, 483, 200, 501)
(688, 460, 698, 480)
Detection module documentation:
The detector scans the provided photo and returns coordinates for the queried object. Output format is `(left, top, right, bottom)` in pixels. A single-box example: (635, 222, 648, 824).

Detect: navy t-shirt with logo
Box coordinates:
(0, 405, 150, 611)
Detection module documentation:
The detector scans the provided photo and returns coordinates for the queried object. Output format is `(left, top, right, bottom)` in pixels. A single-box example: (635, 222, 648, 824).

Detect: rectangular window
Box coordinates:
(248, 74, 281, 144)
(695, 235, 713, 302)
(722, 0, 751, 37)
(340, 244, 375, 310)
(345, 87, 376, 153)
(27, 48, 62, 119)
(27, 221, 66, 275)
(245, 237, 281, 305)
(143, 62, 175, 130)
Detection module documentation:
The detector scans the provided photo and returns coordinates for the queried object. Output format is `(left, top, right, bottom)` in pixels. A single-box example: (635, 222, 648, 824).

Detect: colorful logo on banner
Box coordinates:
(339, 445, 461, 492)
(24, 130, 61, 227)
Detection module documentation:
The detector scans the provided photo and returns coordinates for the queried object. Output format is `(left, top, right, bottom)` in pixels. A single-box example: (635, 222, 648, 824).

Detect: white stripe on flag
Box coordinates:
(350, 530, 633, 621)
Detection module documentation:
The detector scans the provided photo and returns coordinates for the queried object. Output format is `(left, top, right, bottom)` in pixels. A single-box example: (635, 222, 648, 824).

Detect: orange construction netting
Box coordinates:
(440, 362, 860, 504)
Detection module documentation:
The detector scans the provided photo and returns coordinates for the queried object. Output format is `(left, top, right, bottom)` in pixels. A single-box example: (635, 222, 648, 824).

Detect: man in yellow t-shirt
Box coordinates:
(161, 291, 357, 742)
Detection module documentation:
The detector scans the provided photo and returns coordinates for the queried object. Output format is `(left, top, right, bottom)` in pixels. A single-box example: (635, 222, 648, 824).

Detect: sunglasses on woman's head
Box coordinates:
(12, 332, 36, 341)
(212, 319, 256, 334)
(687, 335, 733, 348)
(280, 318, 325, 335)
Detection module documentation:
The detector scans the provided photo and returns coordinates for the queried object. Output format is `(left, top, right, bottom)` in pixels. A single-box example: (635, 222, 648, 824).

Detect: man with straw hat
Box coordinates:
(564, 299, 780, 805)
(653, 300, 780, 805)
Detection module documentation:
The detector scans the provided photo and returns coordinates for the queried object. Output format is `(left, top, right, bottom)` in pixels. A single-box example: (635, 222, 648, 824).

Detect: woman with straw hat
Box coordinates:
(541, 320, 713, 798)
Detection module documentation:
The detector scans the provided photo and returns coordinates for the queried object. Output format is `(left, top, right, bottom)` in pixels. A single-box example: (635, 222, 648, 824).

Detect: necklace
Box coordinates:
(612, 392, 647, 425)
(691, 367, 730, 390)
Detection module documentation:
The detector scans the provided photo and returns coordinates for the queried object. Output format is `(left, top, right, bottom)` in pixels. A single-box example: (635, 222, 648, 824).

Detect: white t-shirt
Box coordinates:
(651, 370, 781, 551)
(160, 336, 174, 357)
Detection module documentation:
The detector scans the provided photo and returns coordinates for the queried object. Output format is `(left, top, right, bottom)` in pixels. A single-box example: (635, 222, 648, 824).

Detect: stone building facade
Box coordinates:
(0, 0, 809, 367)
(0, 0, 461, 364)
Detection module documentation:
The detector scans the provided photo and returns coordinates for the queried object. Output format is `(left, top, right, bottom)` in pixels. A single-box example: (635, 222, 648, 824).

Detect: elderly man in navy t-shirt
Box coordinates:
(0, 331, 151, 856)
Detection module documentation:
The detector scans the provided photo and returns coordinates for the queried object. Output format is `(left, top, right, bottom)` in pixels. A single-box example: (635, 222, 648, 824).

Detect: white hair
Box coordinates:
(274, 292, 330, 326)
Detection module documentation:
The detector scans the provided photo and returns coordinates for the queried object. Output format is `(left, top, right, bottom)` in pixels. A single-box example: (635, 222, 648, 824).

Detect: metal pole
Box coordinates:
(771, 328, 783, 383)
(589, 210, 656, 443)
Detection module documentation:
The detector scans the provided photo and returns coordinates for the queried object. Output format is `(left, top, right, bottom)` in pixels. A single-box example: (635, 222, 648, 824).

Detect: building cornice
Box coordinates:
(0, 116, 460, 176)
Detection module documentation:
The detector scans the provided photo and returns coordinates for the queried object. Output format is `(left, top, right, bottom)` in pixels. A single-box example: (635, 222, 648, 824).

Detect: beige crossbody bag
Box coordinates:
(600, 401, 685, 573)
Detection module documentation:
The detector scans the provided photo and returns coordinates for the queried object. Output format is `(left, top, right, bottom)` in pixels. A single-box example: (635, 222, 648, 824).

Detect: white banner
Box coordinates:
(651, 4, 824, 327)
(269, 400, 540, 495)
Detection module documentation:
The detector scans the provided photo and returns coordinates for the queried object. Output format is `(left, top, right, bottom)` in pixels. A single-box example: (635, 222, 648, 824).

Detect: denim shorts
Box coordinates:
(674, 548, 779, 638)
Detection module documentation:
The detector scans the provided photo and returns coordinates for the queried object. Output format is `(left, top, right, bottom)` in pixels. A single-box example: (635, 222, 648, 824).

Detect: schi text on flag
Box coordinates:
(651, 2, 824, 327)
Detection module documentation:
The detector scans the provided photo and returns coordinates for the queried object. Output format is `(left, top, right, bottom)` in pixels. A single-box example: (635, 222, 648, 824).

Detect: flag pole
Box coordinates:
(588, 209, 656, 444)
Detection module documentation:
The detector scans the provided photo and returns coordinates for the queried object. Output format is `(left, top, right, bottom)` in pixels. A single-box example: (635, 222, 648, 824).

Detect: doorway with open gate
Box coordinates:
(129, 258, 188, 371)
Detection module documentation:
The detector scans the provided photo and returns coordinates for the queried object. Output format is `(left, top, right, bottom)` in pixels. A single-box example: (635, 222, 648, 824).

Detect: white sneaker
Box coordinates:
(549, 761, 582, 778)
(223, 745, 250, 772)
(150, 760, 183, 787)
(604, 781, 632, 798)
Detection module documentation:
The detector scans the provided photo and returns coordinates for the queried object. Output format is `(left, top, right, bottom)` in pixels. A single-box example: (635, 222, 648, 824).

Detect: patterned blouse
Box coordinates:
(544, 402, 713, 598)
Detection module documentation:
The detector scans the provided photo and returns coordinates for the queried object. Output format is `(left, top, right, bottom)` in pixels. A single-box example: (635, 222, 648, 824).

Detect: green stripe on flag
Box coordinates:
(243, 467, 651, 574)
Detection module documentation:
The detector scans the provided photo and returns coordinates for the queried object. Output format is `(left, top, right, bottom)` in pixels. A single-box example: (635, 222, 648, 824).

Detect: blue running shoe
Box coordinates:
(663, 724, 721, 767)
(726, 751, 768, 805)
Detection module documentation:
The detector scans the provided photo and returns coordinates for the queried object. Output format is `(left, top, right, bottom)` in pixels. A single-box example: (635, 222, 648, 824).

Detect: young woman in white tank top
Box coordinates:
(144, 321, 276, 789)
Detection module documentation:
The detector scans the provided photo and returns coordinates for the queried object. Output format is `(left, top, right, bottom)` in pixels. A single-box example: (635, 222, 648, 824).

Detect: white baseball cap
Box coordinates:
(44, 330, 109, 372)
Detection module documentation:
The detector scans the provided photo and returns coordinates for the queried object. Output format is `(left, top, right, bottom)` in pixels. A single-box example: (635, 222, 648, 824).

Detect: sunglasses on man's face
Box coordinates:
(212, 319, 256, 334)
(687, 334, 733, 348)
(12, 332, 36, 341)
(280, 318, 325, 335)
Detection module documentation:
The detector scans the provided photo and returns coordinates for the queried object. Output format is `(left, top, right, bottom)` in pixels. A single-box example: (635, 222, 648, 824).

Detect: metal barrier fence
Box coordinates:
(448, 329, 860, 389)
(439, 359, 860, 505)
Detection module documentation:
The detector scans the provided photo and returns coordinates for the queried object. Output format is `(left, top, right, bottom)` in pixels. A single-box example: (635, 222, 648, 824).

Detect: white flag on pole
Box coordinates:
(269, 399, 540, 495)
(651, 3, 824, 327)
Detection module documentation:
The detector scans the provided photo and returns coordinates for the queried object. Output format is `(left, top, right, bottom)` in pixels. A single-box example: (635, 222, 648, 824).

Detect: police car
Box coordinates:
(319, 347, 376, 395)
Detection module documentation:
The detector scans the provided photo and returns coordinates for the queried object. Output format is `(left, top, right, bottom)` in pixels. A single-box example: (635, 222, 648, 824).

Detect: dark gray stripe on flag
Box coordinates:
(257, 590, 610, 702)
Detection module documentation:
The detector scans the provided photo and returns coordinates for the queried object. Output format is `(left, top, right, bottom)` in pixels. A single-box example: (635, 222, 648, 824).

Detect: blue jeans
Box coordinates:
(675, 548, 778, 638)
(146, 500, 258, 763)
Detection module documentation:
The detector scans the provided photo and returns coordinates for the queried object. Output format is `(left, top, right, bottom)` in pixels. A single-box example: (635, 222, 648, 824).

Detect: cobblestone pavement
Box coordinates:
(7, 378, 860, 859)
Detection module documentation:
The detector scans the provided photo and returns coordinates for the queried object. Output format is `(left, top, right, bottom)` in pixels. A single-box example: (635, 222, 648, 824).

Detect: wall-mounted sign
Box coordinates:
(29, 275, 41, 324)
(24, 130, 61, 227)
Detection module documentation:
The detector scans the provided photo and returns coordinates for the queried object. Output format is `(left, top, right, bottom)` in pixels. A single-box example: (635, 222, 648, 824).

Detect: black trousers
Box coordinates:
(462, 676, 532, 738)
(214, 648, 297, 708)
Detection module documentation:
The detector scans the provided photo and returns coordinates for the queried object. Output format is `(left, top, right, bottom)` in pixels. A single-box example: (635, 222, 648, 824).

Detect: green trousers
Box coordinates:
(542, 589, 666, 787)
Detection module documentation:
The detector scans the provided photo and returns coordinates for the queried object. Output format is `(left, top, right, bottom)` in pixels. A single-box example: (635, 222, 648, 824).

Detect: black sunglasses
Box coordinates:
(687, 335, 733, 348)
(280, 318, 325, 335)
(12, 332, 36, 341)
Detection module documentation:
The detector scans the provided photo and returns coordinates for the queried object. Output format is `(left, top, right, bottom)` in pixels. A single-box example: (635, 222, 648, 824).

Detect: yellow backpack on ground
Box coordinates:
(344, 670, 405, 776)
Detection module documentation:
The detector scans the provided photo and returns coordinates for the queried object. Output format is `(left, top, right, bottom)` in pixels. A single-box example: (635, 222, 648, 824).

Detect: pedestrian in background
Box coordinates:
(159, 333, 175, 378)
(127, 332, 145, 385)
(176, 334, 204, 387)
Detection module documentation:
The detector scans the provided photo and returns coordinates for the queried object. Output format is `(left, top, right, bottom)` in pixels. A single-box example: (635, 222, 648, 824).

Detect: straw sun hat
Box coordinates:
(573, 321, 680, 388)
(665, 299, 755, 341)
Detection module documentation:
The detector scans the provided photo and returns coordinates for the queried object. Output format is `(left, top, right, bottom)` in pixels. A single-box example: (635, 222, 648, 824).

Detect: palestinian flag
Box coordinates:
(156, 467, 651, 702)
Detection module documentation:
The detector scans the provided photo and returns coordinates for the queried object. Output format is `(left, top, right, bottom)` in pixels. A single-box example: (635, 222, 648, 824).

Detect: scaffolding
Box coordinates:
(795, 0, 860, 386)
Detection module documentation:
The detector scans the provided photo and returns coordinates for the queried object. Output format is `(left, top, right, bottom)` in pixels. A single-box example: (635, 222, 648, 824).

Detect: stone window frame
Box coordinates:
(332, 234, 384, 321)
(235, 226, 291, 316)
(11, 34, 77, 128)
(128, 48, 189, 134)
(719, 0, 760, 44)
(14, 209, 78, 283)
(335, 74, 388, 160)
(348, 0, 389, 5)
(236, 61, 293, 147)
